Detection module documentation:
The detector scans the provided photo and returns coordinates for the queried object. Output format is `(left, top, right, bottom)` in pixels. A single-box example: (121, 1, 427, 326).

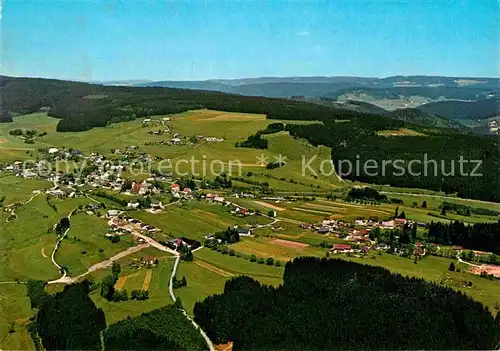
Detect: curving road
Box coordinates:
(169, 254, 215, 351)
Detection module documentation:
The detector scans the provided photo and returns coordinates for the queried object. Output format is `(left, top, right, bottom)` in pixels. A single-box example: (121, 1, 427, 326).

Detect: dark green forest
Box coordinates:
(194, 257, 500, 350)
(0, 75, 366, 131)
(427, 221, 500, 254)
(284, 120, 500, 202)
(35, 281, 106, 350)
(103, 306, 206, 350)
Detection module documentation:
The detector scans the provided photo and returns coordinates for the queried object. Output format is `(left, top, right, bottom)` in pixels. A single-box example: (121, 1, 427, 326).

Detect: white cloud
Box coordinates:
(296, 31, 310, 36)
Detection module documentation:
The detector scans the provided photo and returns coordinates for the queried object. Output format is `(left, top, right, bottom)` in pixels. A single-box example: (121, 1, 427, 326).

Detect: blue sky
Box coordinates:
(2, 0, 499, 81)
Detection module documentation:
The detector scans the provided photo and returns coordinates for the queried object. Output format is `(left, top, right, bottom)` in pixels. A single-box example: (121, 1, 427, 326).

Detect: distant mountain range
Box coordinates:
(120, 75, 499, 122)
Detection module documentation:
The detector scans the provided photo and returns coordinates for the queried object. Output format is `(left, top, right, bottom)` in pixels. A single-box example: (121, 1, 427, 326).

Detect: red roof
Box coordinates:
(414, 242, 422, 247)
(132, 183, 142, 193)
(171, 183, 180, 189)
(332, 244, 351, 250)
(395, 218, 407, 223)
(183, 187, 192, 193)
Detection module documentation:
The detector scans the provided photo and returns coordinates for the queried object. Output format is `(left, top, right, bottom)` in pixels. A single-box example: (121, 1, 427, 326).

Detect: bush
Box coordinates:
(266, 257, 274, 265)
(249, 254, 257, 262)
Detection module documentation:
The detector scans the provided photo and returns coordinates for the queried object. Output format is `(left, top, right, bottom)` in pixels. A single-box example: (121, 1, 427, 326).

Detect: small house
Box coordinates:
(171, 183, 180, 193)
(330, 244, 352, 252)
(236, 227, 251, 237)
(317, 226, 330, 234)
(141, 255, 158, 266)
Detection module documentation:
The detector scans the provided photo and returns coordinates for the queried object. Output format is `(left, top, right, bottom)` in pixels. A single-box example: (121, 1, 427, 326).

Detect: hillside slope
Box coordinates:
(417, 99, 500, 120)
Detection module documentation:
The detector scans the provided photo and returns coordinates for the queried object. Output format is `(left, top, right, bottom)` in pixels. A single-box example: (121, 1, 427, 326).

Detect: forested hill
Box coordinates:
(387, 108, 468, 130)
(194, 257, 500, 350)
(417, 98, 500, 120)
(0, 75, 378, 132)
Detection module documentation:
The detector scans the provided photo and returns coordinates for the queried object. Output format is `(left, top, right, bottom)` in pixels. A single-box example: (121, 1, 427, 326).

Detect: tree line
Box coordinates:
(284, 117, 500, 202)
(427, 220, 500, 254)
(103, 305, 206, 350)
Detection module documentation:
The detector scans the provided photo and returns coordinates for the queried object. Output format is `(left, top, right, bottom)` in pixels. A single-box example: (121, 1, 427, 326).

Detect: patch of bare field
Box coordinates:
(142, 270, 153, 290)
(253, 200, 286, 211)
(271, 239, 309, 249)
(114, 276, 129, 290)
(469, 265, 500, 278)
(0, 137, 8, 144)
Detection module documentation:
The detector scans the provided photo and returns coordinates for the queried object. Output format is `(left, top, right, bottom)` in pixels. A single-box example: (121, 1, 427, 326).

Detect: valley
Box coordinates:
(1, 107, 499, 350)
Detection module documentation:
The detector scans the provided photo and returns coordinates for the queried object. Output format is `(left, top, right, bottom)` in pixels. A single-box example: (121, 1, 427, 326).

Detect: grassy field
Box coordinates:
(91, 258, 176, 325)
(1, 108, 499, 332)
(338, 252, 500, 314)
(230, 236, 327, 262)
(132, 199, 272, 242)
(0, 110, 342, 190)
(176, 248, 284, 314)
(240, 197, 498, 225)
(0, 283, 34, 351)
(0, 195, 92, 282)
(55, 213, 135, 276)
(0, 175, 52, 206)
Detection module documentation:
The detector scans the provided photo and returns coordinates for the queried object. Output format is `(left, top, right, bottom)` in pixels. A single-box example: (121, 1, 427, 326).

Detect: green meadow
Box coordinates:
(0, 108, 498, 347)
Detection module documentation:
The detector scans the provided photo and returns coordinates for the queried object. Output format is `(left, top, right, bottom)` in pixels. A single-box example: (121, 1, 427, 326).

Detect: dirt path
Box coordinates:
(253, 200, 286, 211)
(271, 239, 309, 249)
(195, 260, 234, 278)
(41, 247, 47, 258)
(142, 270, 153, 290)
(48, 243, 150, 284)
(109, 219, 179, 256)
(85, 244, 150, 274)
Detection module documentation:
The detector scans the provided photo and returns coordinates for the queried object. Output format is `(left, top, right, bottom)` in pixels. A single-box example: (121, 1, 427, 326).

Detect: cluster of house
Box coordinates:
(202, 193, 258, 217)
(170, 183, 193, 199)
(301, 217, 422, 244)
(130, 255, 159, 268)
(108, 214, 161, 240)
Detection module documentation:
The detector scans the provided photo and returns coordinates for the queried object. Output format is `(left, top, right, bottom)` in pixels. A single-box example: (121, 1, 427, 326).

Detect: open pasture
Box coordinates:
(0, 283, 34, 351)
(338, 253, 500, 314)
(91, 258, 175, 325)
(0, 196, 91, 282)
(55, 213, 135, 276)
(230, 236, 326, 261)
